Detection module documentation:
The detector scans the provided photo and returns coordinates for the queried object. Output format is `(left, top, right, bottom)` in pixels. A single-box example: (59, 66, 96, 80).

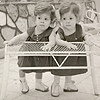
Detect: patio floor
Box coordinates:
(0, 54, 100, 100)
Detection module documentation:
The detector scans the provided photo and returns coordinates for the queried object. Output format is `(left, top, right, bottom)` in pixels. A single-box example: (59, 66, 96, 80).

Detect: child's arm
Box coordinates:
(41, 29, 56, 51)
(4, 32, 29, 45)
(56, 33, 77, 49)
(81, 23, 93, 46)
(83, 33, 93, 46)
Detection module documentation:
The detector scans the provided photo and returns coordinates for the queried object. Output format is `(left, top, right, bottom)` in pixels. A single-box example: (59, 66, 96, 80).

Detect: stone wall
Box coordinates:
(0, 2, 37, 48)
(0, 0, 93, 3)
(0, 0, 97, 58)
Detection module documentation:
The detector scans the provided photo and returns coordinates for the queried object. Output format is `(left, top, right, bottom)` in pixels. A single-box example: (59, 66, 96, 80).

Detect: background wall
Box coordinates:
(0, 0, 98, 58)
(95, 0, 100, 22)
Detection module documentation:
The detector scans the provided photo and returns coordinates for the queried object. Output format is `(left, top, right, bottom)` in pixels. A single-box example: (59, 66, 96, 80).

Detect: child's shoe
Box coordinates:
(35, 82, 49, 92)
(51, 82, 60, 97)
(63, 80, 78, 92)
(20, 78, 29, 94)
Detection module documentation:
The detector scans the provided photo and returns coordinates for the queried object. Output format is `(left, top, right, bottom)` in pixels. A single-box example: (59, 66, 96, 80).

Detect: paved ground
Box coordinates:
(0, 36, 100, 100)
(0, 54, 100, 100)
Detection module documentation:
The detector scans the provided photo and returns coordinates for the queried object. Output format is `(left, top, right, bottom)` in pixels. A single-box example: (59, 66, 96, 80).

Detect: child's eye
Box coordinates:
(44, 18, 48, 20)
(70, 17, 73, 20)
(63, 18, 66, 20)
(38, 17, 41, 19)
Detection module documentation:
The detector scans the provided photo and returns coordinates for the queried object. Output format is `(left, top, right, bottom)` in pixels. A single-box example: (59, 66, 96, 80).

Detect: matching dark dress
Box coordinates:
(18, 26, 53, 73)
(51, 24, 87, 76)
(18, 24, 88, 76)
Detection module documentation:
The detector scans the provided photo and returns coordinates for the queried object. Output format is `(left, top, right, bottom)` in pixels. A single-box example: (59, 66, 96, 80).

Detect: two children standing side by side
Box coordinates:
(4, 1, 92, 97)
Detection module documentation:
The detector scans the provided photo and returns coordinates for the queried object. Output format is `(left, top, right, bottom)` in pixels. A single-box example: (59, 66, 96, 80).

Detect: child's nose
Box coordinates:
(66, 19, 70, 22)
(40, 19, 44, 23)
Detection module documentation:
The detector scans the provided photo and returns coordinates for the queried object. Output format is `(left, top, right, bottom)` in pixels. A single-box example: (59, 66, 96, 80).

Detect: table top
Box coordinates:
(5, 42, 87, 56)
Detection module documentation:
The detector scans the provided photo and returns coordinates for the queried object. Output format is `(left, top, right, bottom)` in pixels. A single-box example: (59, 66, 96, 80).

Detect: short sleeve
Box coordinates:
(76, 24, 84, 41)
(57, 28, 65, 40)
(27, 27, 35, 36)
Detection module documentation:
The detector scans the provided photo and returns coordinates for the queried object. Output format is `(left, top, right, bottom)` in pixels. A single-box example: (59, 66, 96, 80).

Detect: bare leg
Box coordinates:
(19, 70, 29, 93)
(53, 75, 60, 83)
(65, 76, 72, 83)
(35, 73, 49, 92)
(64, 76, 78, 92)
(35, 72, 42, 79)
(19, 70, 25, 78)
(51, 75, 60, 97)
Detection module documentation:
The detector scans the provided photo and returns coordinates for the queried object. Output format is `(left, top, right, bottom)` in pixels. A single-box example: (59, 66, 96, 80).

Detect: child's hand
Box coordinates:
(41, 44, 52, 51)
(3, 41, 12, 45)
(4, 41, 9, 45)
(85, 38, 93, 46)
(66, 42, 77, 49)
(84, 35, 93, 46)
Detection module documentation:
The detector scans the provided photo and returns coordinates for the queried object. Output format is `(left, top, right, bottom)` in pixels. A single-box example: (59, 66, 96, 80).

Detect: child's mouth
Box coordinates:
(66, 25, 71, 26)
(40, 25, 45, 26)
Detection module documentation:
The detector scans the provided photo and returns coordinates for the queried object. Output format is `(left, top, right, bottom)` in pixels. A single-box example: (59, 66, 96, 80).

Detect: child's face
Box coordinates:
(61, 12, 77, 30)
(35, 12, 51, 31)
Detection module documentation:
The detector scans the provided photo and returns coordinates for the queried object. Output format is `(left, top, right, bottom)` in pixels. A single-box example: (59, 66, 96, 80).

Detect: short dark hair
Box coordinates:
(59, 2, 80, 22)
(34, 2, 56, 22)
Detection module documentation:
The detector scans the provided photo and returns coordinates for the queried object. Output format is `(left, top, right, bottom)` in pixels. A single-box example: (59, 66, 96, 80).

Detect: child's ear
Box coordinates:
(60, 21, 63, 26)
(50, 18, 57, 27)
(50, 21, 56, 28)
(76, 15, 81, 23)
(76, 18, 80, 23)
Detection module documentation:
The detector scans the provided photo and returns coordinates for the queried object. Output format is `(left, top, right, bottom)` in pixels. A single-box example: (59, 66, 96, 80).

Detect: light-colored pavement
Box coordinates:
(0, 53, 100, 100)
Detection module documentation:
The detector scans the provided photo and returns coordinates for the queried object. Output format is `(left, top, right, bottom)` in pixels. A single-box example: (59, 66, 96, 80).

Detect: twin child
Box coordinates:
(4, 1, 90, 97)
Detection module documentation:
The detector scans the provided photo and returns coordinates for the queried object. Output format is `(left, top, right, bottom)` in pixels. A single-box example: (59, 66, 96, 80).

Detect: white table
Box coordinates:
(0, 42, 99, 100)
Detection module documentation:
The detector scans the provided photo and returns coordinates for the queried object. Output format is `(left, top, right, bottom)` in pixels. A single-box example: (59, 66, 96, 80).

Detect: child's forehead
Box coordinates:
(62, 12, 75, 17)
(37, 12, 51, 17)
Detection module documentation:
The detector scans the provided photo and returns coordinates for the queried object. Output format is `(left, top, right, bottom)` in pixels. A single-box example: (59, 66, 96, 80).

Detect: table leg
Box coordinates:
(0, 53, 10, 100)
(90, 46, 99, 96)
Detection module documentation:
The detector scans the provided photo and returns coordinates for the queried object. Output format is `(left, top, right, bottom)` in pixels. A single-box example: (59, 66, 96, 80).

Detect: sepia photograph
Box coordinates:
(0, 0, 100, 100)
